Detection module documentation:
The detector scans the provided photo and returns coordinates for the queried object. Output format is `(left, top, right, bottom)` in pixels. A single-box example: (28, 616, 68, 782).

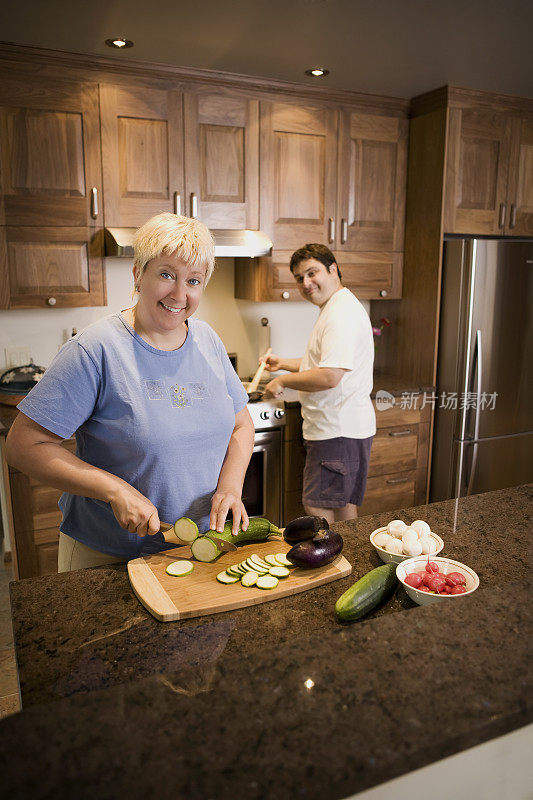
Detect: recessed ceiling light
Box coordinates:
(105, 38, 134, 49)
(305, 68, 330, 77)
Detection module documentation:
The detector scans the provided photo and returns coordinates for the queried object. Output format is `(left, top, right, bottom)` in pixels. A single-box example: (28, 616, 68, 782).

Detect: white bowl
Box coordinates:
(396, 556, 480, 606)
(370, 526, 444, 564)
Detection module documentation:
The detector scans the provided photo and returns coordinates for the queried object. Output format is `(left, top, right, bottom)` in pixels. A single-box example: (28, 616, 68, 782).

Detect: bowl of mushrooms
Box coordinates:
(370, 519, 444, 564)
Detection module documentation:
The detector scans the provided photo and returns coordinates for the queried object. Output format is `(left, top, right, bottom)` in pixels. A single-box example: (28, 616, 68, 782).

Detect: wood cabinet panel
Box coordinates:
(184, 90, 258, 229)
(506, 116, 533, 236)
(444, 107, 513, 235)
(337, 112, 407, 251)
(0, 226, 105, 308)
(260, 100, 337, 249)
(358, 471, 416, 516)
(367, 425, 418, 476)
(100, 84, 184, 227)
(0, 76, 102, 227)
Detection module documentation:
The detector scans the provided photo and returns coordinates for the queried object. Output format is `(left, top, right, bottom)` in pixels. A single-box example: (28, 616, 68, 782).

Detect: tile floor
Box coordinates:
(0, 549, 21, 718)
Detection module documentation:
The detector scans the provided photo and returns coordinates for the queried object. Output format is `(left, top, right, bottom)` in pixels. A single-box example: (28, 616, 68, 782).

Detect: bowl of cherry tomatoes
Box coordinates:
(396, 556, 479, 606)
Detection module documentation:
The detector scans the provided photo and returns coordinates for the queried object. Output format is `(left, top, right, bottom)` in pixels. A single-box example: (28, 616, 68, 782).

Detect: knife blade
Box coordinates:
(205, 534, 238, 553)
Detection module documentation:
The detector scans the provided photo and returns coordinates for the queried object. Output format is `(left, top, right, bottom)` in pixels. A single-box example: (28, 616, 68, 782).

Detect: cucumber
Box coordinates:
(335, 563, 397, 622)
(191, 517, 281, 562)
(165, 560, 194, 577)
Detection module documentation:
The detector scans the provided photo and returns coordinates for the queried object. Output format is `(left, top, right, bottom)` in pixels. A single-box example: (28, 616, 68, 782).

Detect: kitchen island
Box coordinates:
(0, 485, 532, 799)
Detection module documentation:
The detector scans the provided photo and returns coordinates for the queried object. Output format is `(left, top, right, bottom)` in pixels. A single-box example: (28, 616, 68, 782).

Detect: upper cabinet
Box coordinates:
(336, 111, 407, 251)
(100, 84, 259, 230)
(0, 74, 105, 308)
(100, 84, 184, 227)
(183, 90, 259, 230)
(443, 102, 533, 236)
(259, 100, 338, 249)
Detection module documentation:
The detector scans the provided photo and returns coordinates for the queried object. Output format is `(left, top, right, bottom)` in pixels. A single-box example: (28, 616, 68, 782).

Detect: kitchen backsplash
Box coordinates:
(0, 258, 369, 378)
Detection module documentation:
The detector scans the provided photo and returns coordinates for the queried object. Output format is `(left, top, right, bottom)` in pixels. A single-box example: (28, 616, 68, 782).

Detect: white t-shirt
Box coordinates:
(299, 287, 376, 440)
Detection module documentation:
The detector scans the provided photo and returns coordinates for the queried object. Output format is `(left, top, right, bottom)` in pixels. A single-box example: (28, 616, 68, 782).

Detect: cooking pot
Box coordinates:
(0, 360, 46, 406)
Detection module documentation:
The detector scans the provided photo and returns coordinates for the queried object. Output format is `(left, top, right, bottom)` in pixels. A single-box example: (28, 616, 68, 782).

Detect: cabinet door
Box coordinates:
(260, 101, 337, 249)
(0, 226, 105, 309)
(184, 91, 259, 229)
(100, 84, 184, 227)
(337, 112, 407, 251)
(335, 251, 402, 299)
(444, 107, 513, 235)
(0, 76, 101, 227)
(506, 115, 533, 236)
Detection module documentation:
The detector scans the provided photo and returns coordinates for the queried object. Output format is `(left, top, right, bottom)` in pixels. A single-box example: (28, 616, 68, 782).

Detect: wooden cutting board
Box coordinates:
(128, 539, 352, 622)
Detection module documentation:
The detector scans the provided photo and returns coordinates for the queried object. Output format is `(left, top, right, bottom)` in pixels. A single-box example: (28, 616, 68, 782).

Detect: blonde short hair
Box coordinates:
(133, 213, 215, 284)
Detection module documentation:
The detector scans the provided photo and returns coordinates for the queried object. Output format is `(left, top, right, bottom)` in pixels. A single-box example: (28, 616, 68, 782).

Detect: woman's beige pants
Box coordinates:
(58, 532, 125, 572)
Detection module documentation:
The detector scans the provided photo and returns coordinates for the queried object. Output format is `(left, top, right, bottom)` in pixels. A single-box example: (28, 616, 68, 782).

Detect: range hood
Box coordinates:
(104, 228, 272, 258)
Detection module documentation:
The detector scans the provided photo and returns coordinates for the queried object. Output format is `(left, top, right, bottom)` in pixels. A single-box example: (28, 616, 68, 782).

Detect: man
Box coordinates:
(263, 243, 375, 523)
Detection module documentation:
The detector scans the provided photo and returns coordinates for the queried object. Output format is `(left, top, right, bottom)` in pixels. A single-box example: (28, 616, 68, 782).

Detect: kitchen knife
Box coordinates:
(205, 534, 238, 553)
(158, 522, 186, 546)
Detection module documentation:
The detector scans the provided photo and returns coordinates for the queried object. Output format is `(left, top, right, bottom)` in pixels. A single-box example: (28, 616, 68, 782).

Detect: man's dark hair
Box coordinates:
(289, 243, 342, 281)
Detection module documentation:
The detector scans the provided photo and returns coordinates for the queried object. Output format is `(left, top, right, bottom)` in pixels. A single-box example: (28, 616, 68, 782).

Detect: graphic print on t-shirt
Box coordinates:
(142, 378, 209, 409)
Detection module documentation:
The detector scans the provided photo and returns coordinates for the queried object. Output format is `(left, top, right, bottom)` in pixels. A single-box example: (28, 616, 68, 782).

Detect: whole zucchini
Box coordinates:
(191, 517, 281, 563)
(335, 563, 397, 622)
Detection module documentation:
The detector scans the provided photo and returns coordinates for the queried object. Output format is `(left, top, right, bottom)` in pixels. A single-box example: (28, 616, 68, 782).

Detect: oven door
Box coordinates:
(242, 429, 283, 528)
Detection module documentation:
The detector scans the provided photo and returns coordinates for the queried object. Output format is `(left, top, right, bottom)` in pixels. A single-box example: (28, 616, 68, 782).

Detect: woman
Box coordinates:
(5, 213, 254, 571)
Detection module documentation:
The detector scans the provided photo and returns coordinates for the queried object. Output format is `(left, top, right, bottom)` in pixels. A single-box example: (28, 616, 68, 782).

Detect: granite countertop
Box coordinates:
(1, 485, 532, 799)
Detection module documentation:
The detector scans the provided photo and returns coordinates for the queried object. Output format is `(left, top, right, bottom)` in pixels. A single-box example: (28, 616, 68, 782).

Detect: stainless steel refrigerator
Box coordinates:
(430, 238, 533, 501)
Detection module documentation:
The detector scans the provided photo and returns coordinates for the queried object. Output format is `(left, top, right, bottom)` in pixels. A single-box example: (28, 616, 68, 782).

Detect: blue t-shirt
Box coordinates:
(17, 313, 249, 558)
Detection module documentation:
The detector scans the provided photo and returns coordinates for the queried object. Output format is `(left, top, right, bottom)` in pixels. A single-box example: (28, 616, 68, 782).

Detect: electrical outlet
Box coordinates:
(4, 346, 31, 368)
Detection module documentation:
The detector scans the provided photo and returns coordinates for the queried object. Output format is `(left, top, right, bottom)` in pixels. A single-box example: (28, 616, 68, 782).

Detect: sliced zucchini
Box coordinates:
(173, 517, 199, 544)
(274, 553, 293, 567)
(216, 570, 240, 584)
(165, 560, 194, 577)
(268, 565, 290, 578)
(256, 574, 279, 590)
(249, 554, 271, 568)
(245, 557, 269, 574)
(265, 554, 281, 566)
(241, 571, 259, 587)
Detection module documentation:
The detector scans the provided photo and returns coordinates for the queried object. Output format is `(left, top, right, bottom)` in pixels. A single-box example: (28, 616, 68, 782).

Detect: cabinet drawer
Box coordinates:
(359, 470, 416, 516)
(368, 425, 418, 477)
(374, 403, 423, 426)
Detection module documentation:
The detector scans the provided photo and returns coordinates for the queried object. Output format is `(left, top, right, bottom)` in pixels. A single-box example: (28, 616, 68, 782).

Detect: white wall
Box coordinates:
(0, 258, 370, 378)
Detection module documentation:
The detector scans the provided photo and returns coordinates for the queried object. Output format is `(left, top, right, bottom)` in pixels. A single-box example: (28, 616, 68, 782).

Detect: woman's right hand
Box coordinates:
(108, 481, 160, 537)
(261, 353, 281, 371)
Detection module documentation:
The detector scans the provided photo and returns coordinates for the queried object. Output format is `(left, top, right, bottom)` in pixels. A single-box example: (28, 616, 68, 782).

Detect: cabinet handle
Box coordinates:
(379, 289, 388, 297)
(281, 291, 290, 300)
(389, 429, 411, 437)
(328, 217, 335, 243)
(173, 192, 181, 216)
(509, 204, 517, 229)
(190, 193, 198, 218)
(386, 476, 410, 485)
(341, 218, 348, 244)
(498, 203, 506, 229)
(90, 187, 98, 219)
(47, 297, 57, 306)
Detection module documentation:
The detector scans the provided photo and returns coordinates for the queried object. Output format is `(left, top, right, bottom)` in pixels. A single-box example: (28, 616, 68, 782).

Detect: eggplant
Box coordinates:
(283, 515, 330, 545)
(287, 529, 343, 569)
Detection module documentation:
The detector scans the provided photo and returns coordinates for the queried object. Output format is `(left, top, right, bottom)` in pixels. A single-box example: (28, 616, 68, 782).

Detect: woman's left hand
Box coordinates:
(210, 490, 249, 536)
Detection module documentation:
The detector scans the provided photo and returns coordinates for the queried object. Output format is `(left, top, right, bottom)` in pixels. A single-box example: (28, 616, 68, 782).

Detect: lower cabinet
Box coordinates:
(283, 400, 430, 522)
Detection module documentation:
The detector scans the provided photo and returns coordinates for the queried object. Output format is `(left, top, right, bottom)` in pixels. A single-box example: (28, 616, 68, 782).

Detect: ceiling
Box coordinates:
(1, 0, 532, 100)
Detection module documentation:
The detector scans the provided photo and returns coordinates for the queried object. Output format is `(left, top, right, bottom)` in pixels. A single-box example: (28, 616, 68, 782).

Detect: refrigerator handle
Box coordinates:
(465, 330, 483, 495)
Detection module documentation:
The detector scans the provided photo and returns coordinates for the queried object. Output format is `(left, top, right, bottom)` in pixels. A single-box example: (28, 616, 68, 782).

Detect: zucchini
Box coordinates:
(173, 517, 199, 544)
(256, 575, 278, 590)
(241, 571, 259, 587)
(335, 563, 397, 622)
(216, 570, 240, 584)
(268, 566, 290, 578)
(191, 517, 281, 563)
(165, 560, 194, 577)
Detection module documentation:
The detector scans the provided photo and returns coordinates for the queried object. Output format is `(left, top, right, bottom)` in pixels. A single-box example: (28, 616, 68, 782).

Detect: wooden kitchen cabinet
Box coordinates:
(100, 83, 184, 227)
(3, 438, 76, 580)
(443, 101, 533, 236)
(183, 89, 259, 229)
(336, 111, 408, 252)
(282, 400, 430, 523)
(0, 73, 106, 308)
